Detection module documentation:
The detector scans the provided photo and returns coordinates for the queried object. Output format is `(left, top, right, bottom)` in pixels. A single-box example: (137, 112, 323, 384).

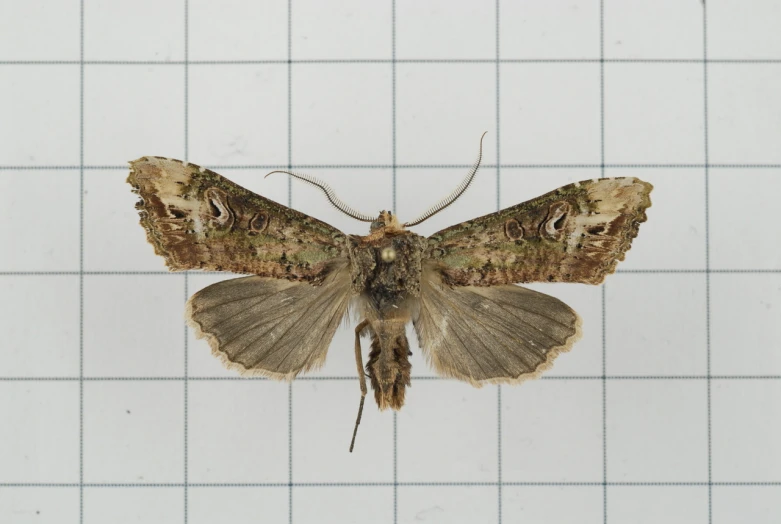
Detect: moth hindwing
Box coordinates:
(128, 146, 652, 452)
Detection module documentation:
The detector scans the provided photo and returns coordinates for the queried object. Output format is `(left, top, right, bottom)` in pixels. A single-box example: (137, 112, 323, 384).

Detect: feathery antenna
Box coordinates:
(265, 170, 375, 222)
(403, 132, 487, 227)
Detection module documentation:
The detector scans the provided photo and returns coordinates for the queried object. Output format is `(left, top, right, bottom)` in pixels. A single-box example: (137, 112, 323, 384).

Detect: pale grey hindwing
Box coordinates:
(413, 266, 582, 386)
(186, 262, 352, 379)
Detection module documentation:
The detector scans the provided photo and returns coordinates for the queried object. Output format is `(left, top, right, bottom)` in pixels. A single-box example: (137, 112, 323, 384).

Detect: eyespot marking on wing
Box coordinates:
(504, 218, 524, 241)
(541, 201, 571, 240)
(249, 211, 270, 233)
(204, 187, 235, 229)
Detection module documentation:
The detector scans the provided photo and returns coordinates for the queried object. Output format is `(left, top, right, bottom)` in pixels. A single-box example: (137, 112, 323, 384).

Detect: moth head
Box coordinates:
(370, 210, 403, 233)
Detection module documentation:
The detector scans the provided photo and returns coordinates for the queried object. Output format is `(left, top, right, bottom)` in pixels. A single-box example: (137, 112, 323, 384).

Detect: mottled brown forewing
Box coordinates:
(427, 177, 653, 286)
(127, 156, 348, 283)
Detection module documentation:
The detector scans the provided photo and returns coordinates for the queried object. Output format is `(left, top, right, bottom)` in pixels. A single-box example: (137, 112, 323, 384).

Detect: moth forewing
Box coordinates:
(127, 156, 349, 281)
(426, 177, 653, 286)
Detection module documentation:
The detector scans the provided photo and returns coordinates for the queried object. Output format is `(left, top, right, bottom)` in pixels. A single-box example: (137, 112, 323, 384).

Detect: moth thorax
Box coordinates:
(347, 231, 425, 304)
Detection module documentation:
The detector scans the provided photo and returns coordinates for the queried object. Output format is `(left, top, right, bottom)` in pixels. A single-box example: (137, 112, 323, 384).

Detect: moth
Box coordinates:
(127, 136, 652, 451)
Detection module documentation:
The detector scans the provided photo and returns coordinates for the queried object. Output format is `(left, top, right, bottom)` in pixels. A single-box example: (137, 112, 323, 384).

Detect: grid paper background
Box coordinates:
(2, 0, 781, 523)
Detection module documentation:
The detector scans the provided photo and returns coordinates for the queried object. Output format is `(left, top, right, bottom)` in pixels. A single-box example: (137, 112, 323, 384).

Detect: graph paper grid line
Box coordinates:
(3, 162, 781, 170)
(78, 0, 85, 522)
(183, 1, 190, 522)
(3, 59, 781, 65)
(1, 375, 780, 382)
(702, 3, 714, 523)
(2, 481, 780, 488)
(599, 1, 608, 522)
(391, 2, 399, 524)
(287, 2, 294, 523)
(495, 1, 503, 522)
(2, 269, 781, 276)
(2, 1, 781, 523)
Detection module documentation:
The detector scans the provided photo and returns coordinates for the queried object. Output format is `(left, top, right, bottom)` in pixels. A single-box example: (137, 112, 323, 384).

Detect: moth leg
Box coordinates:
(349, 319, 370, 453)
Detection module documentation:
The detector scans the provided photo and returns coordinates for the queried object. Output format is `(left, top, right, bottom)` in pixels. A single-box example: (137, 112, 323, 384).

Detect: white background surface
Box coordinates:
(1, 1, 781, 523)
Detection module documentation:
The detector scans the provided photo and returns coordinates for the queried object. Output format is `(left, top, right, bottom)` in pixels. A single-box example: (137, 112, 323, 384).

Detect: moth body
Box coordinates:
(127, 151, 652, 452)
(346, 211, 426, 409)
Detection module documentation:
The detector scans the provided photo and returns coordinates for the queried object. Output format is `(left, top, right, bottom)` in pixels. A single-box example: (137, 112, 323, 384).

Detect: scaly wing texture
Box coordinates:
(413, 268, 582, 385)
(426, 177, 653, 286)
(128, 156, 348, 283)
(186, 263, 352, 379)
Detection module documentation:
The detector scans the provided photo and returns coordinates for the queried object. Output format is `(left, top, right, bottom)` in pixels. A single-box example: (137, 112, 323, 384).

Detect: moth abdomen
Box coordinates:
(366, 322, 412, 411)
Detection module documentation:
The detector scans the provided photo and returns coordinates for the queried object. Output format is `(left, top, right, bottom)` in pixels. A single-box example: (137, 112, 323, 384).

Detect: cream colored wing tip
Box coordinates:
(130, 156, 205, 168)
(128, 156, 156, 167)
(628, 176, 655, 195)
